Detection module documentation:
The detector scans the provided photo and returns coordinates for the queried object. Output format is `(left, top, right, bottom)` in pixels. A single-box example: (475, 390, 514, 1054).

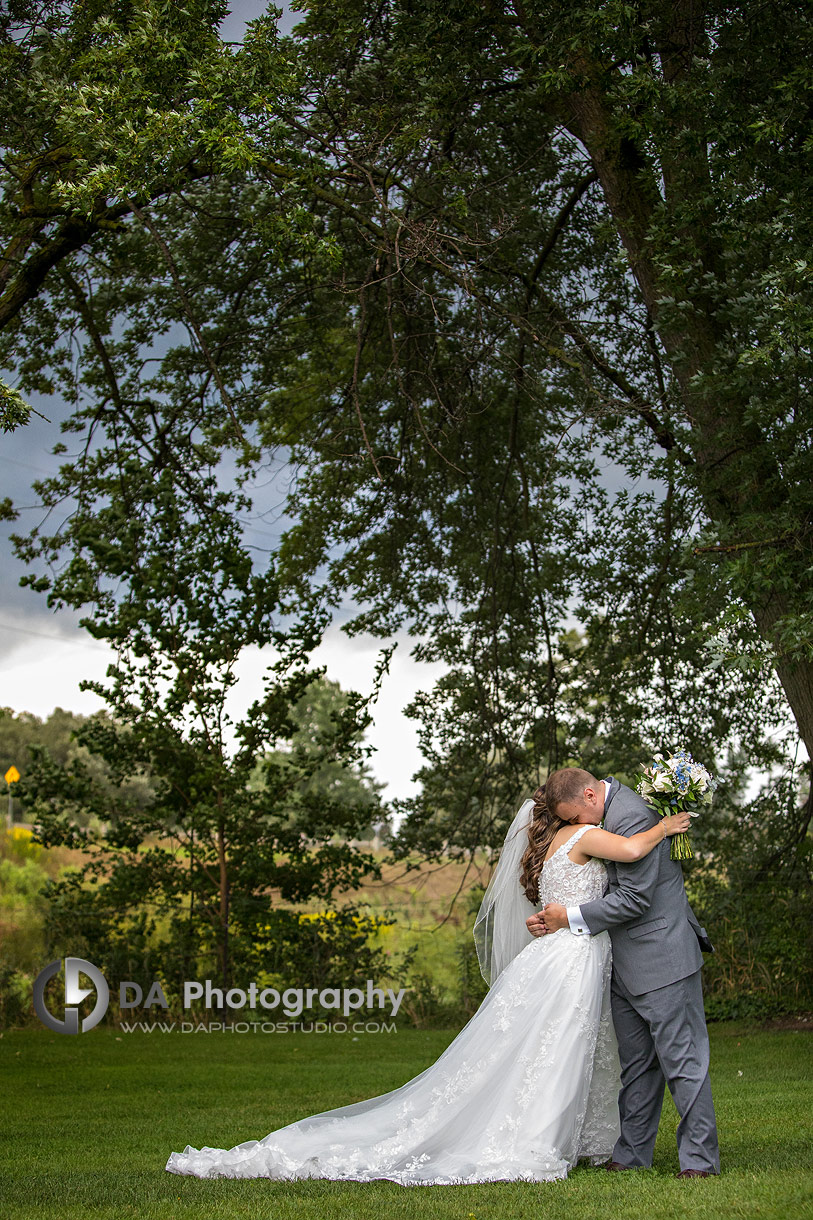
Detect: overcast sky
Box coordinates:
(0, 3, 447, 804)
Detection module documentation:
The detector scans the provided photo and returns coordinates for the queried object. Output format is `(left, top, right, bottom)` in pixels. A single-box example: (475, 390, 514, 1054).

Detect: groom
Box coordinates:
(526, 767, 720, 1178)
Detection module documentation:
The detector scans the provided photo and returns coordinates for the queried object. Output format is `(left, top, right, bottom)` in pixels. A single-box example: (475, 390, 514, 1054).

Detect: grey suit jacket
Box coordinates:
(579, 779, 711, 996)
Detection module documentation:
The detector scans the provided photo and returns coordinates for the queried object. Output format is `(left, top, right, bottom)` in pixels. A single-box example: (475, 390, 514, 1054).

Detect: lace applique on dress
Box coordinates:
(538, 823, 608, 907)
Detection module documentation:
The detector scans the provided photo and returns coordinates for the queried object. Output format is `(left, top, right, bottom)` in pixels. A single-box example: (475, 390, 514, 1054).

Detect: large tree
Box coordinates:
(2, 1, 810, 857)
(268, 0, 813, 754)
(15, 417, 390, 995)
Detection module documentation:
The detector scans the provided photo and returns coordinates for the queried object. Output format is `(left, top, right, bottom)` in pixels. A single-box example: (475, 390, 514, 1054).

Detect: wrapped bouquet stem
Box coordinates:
(635, 749, 717, 861)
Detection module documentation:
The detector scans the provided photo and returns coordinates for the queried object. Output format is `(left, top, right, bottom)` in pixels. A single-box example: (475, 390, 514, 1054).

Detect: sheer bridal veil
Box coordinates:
(473, 798, 536, 986)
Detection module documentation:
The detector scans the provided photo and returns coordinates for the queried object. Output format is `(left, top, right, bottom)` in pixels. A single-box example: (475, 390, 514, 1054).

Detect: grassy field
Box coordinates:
(1, 1022, 811, 1220)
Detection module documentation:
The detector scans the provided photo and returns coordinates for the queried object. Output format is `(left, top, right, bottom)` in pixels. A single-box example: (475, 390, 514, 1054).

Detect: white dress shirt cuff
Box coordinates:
(566, 906, 592, 936)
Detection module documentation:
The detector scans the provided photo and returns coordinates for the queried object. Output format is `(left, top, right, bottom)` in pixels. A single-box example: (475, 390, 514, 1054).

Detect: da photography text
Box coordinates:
(33, 956, 406, 1035)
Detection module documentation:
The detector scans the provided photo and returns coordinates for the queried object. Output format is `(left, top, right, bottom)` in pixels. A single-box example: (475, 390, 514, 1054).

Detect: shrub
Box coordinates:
(691, 876, 813, 1020)
(0, 962, 33, 1028)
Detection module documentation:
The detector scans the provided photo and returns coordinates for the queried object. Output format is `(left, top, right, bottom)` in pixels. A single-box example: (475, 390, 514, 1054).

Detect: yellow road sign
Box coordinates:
(4, 765, 20, 784)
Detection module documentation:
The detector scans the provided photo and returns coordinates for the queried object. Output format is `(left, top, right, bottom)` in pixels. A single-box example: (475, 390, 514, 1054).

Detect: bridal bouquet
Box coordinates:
(635, 749, 717, 860)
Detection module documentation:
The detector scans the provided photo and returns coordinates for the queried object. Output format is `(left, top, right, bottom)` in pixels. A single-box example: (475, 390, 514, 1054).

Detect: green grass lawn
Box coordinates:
(1, 1022, 811, 1220)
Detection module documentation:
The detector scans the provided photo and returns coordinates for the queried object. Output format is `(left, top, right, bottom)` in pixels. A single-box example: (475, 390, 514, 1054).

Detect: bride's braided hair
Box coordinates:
(518, 785, 571, 903)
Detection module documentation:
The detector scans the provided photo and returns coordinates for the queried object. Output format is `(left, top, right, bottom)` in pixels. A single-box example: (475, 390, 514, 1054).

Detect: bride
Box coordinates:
(165, 785, 689, 1185)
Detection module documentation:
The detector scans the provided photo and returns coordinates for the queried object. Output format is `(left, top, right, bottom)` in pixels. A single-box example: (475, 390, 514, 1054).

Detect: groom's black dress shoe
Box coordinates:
(676, 1169, 714, 1179)
(604, 1160, 635, 1171)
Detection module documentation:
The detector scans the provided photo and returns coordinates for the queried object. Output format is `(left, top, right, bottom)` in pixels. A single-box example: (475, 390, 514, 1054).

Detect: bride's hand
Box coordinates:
(662, 811, 691, 836)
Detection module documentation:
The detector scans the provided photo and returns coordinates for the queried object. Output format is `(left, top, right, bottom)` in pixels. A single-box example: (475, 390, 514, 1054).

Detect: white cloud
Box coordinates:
(0, 623, 114, 716)
(225, 624, 446, 802)
(313, 627, 447, 802)
(0, 616, 445, 803)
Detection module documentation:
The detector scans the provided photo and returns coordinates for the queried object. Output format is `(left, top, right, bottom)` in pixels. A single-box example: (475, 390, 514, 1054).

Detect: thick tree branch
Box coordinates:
(0, 207, 129, 330)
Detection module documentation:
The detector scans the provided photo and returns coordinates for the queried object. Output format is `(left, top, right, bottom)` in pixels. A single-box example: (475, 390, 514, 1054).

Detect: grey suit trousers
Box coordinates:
(611, 968, 720, 1173)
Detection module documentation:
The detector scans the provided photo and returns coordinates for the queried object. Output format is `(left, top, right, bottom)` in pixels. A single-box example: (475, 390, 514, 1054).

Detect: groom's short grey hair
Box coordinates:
(545, 767, 600, 813)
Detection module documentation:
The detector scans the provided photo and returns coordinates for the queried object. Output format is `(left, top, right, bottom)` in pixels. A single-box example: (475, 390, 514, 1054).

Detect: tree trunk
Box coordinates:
(752, 595, 813, 762)
(217, 821, 230, 1006)
(563, 83, 813, 760)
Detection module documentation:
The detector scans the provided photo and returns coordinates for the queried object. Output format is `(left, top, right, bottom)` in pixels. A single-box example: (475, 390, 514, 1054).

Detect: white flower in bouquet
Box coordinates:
(634, 749, 718, 860)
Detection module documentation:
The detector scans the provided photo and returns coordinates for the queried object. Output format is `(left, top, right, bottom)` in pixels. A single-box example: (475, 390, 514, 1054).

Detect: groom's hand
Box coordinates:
(526, 912, 547, 937)
(541, 903, 568, 933)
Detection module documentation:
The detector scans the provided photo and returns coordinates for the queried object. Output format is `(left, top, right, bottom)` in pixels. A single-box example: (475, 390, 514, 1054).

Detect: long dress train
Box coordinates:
(165, 823, 620, 1184)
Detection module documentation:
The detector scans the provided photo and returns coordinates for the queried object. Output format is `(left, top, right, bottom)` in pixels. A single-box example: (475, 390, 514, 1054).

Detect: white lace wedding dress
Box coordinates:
(165, 824, 620, 1184)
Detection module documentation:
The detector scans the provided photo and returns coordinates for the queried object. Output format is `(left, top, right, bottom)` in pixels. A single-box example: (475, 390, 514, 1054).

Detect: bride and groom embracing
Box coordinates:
(166, 767, 720, 1183)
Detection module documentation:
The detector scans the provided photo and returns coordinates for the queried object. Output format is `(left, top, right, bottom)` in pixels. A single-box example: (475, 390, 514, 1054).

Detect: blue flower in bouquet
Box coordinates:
(635, 749, 717, 860)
